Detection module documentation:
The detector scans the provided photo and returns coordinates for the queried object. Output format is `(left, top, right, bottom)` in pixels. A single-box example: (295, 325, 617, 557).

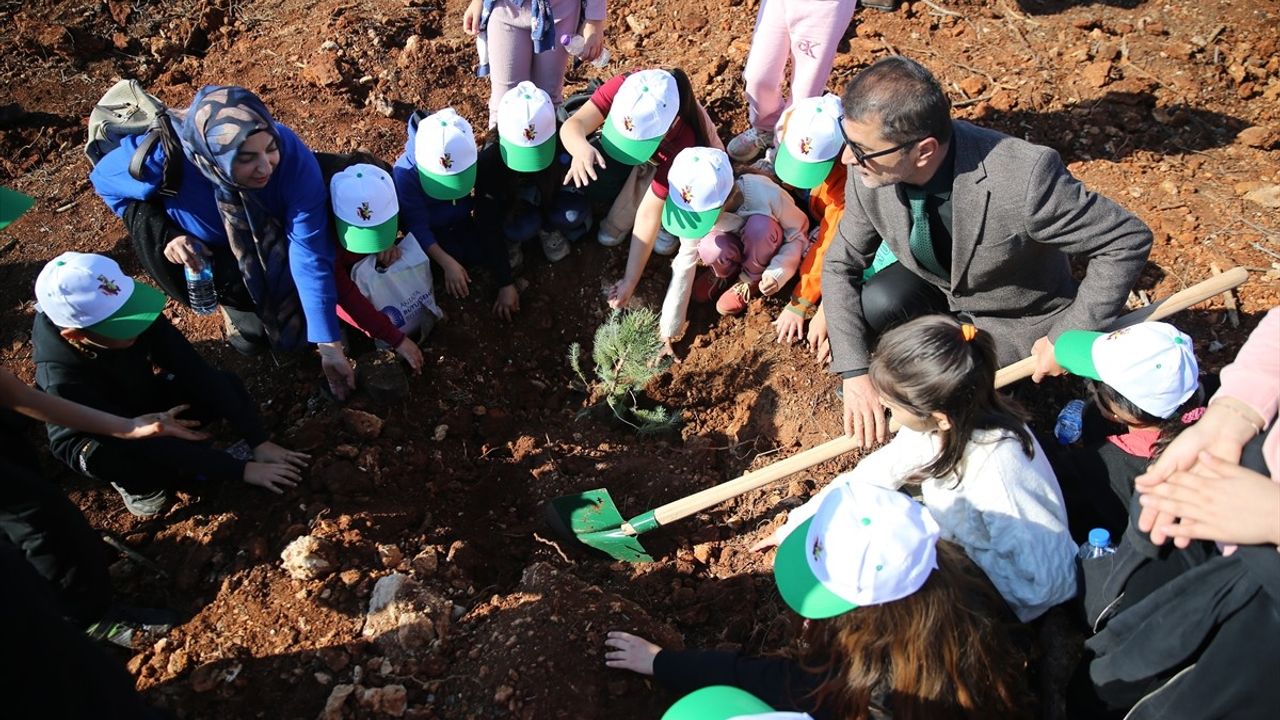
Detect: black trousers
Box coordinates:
(0, 541, 169, 719)
(0, 450, 112, 626)
(861, 261, 949, 334)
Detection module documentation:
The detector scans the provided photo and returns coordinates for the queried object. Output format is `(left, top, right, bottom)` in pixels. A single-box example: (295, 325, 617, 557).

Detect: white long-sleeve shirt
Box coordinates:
(778, 426, 1079, 622)
(658, 176, 810, 339)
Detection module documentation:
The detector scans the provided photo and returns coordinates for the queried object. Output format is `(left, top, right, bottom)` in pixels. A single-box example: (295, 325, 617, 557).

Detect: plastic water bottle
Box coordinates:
(561, 33, 610, 68)
(184, 264, 217, 315)
(1054, 398, 1087, 445)
(1078, 528, 1117, 560)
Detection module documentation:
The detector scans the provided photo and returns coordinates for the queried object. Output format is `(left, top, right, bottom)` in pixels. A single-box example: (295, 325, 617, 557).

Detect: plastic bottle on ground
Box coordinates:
(1054, 398, 1087, 445)
(561, 33, 610, 68)
(185, 264, 217, 315)
(1078, 528, 1117, 561)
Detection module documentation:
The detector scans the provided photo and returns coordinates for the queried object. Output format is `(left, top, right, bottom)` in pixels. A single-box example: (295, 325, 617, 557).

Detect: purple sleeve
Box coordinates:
(583, 0, 607, 21)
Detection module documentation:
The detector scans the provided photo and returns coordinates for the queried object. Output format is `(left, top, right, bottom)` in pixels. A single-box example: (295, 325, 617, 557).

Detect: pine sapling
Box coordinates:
(568, 308, 680, 434)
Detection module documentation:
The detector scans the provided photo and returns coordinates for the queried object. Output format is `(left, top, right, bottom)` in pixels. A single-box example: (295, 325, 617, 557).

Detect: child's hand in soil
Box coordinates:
(253, 441, 311, 470)
(124, 404, 209, 441)
(773, 310, 806, 345)
(606, 278, 634, 309)
(441, 257, 472, 298)
(806, 304, 831, 365)
(493, 284, 520, 321)
(395, 337, 424, 374)
(604, 631, 661, 675)
(655, 338, 681, 365)
(749, 527, 784, 553)
(243, 461, 301, 494)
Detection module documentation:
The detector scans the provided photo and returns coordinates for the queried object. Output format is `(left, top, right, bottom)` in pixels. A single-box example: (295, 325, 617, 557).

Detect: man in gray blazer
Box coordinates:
(822, 57, 1152, 446)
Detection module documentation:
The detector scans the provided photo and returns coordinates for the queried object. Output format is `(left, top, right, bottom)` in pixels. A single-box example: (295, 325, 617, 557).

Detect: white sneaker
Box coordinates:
(540, 230, 570, 263)
(727, 128, 774, 163)
(654, 228, 680, 256)
(597, 228, 624, 247)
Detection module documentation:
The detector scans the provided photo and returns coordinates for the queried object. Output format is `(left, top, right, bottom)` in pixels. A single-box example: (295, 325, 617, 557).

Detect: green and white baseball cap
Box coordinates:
(330, 163, 399, 253)
(774, 482, 940, 619)
(35, 252, 166, 339)
(497, 81, 557, 173)
(415, 108, 478, 201)
(600, 69, 680, 166)
(662, 686, 812, 720)
(661, 147, 734, 239)
(1, 186, 35, 231)
(774, 95, 844, 190)
(1054, 322, 1199, 419)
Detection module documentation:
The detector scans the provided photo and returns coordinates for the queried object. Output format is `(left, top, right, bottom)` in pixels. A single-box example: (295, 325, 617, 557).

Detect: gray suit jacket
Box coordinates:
(822, 120, 1153, 371)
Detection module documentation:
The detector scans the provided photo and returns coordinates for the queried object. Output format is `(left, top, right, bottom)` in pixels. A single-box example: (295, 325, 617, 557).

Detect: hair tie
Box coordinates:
(960, 323, 978, 342)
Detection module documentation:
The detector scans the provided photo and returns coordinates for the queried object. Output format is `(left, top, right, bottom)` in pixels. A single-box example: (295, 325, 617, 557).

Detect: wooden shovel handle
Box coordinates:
(993, 266, 1249, 388)
(650, 267, 1250, 529)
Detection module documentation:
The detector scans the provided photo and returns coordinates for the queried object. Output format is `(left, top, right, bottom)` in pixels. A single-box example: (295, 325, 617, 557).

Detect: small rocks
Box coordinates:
(432, 424, 449, 441)
(364, 573, 453, 654)
(1243, 185, 1280, 209)
(301, 51, 345, 88)
(358, 684, 408, 717)
(1082, 60, 1113, 88)
(280, 535, 336, 581)
(958, 75, 987, 97)
(320, 683, 356, 720)
(378, 544, 404, 569)
(411, 547, 439, 576)
(494, 684, 515, 705)
(1237, 125, 1276, 149)
(341, 408, 385, 440)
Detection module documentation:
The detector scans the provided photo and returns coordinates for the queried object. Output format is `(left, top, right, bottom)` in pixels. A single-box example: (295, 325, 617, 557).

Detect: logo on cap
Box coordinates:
(98, 275, 121, 296)
(356, 202, 373, 221)
(440, 153, 453, 171)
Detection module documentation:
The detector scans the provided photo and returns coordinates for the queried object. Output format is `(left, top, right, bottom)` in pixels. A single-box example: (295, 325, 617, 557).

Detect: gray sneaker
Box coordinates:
(654, 228, 680, 256)
(540, 230, 570, 263)
(110, 483, 169, 518)
(507, 241, 524, 272)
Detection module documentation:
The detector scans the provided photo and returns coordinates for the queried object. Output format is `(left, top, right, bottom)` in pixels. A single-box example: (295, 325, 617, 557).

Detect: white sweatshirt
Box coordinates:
(659, 175, 810, 339)
(778, 426, 1079, 622)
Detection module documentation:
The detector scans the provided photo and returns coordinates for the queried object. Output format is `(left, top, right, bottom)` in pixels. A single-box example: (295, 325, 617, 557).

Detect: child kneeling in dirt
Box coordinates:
(655, 148, 810, 356)
(605, 483, 1034, 719)
(760, 315, 1078, 622)
(32, 253, 308, 517)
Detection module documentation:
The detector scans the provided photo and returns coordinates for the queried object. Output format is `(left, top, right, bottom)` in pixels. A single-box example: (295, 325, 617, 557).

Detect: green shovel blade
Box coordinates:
(545, 488, 653, 563)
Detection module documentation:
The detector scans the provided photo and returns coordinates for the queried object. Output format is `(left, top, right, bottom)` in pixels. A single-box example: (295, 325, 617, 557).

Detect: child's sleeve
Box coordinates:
(334, 251, 407, 348)
(786, 173, 845, 318)
(658, 239, 700, 340)
(1216, 307, 1280, 430)
(759, 232, 805, 291)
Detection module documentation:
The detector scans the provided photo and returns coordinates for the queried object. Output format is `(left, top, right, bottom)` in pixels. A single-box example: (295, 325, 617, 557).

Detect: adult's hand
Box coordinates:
(317, 342, 356, 401)
(843, 374, 886, 447)
(1138, 452, 1280, 548)
(493, 284, 520, 321)
(395, 337, 424, 373)
(1136, 398, 1262, 543)
(461, 0, 482, 35)
(580, 19, 607, 62)
(774, 310, 805, 345)
(603, 631, 661, 676)
(243, 461, 300, 494)
(1030, 335, 1065, 383)
(163, 235, 211, 272)
(253, 440, 310, 470)
(564, 144, 606, 188)
(121, 405, 208, 441)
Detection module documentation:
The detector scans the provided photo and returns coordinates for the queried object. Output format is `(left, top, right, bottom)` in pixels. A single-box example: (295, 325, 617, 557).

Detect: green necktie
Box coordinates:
(905, 186, 946, 278)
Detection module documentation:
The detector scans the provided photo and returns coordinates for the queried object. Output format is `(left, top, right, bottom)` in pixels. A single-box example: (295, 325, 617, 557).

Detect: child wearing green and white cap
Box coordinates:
(757, 315, 1078, 622)
(31, 252, 309, 518)
(605, 483, 1032, 719)
(1049, 322, 1204, 540)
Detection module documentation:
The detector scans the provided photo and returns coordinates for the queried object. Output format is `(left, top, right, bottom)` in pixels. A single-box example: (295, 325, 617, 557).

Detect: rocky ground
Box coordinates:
(1, 0, 1277, 718)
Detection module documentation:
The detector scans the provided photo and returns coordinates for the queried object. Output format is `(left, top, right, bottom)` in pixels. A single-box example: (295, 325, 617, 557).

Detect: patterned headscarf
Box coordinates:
(178, 85, 305, 352)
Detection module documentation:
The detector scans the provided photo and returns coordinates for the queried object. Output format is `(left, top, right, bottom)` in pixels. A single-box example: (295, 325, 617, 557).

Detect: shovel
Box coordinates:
(546, 267, 1250, 562)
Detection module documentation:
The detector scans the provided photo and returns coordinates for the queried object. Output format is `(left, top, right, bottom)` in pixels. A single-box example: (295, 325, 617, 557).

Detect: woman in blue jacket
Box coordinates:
(90, 85, 356, 399)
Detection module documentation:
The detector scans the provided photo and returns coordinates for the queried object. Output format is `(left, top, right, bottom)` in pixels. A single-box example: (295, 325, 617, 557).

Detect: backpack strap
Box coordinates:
(128, 112, 183, 197)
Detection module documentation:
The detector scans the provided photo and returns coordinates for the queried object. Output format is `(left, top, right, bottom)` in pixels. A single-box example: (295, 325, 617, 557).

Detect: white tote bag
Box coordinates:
(350, 232, 443, 337)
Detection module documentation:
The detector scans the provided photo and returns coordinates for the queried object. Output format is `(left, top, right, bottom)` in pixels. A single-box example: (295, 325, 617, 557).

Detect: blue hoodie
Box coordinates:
(89, 124, 341, 344)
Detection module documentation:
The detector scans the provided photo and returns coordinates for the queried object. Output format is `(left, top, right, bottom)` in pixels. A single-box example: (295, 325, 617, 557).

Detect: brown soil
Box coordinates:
(2, 0, 1278, 718)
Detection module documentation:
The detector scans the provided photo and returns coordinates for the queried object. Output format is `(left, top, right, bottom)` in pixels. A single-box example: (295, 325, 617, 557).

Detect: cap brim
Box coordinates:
(0, 186, 36, 231)
(601, 120, 662, 165)
(499, 136, 555, 173)
(337, 215, 398, 254)
(661, 685, 775, 720)
(1054, 330, 1104, 380)
(774, 144, 836, 190)
(417, 163, 477, 201)
(662, 199, 723, 239)
(773, 516, 860, 620)
(86, 281, 166, 340)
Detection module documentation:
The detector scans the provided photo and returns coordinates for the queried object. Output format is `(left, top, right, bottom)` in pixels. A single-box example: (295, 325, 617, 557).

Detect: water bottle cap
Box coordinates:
(1088, 528, 1111, 548)
(560, 34, 573, 45)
